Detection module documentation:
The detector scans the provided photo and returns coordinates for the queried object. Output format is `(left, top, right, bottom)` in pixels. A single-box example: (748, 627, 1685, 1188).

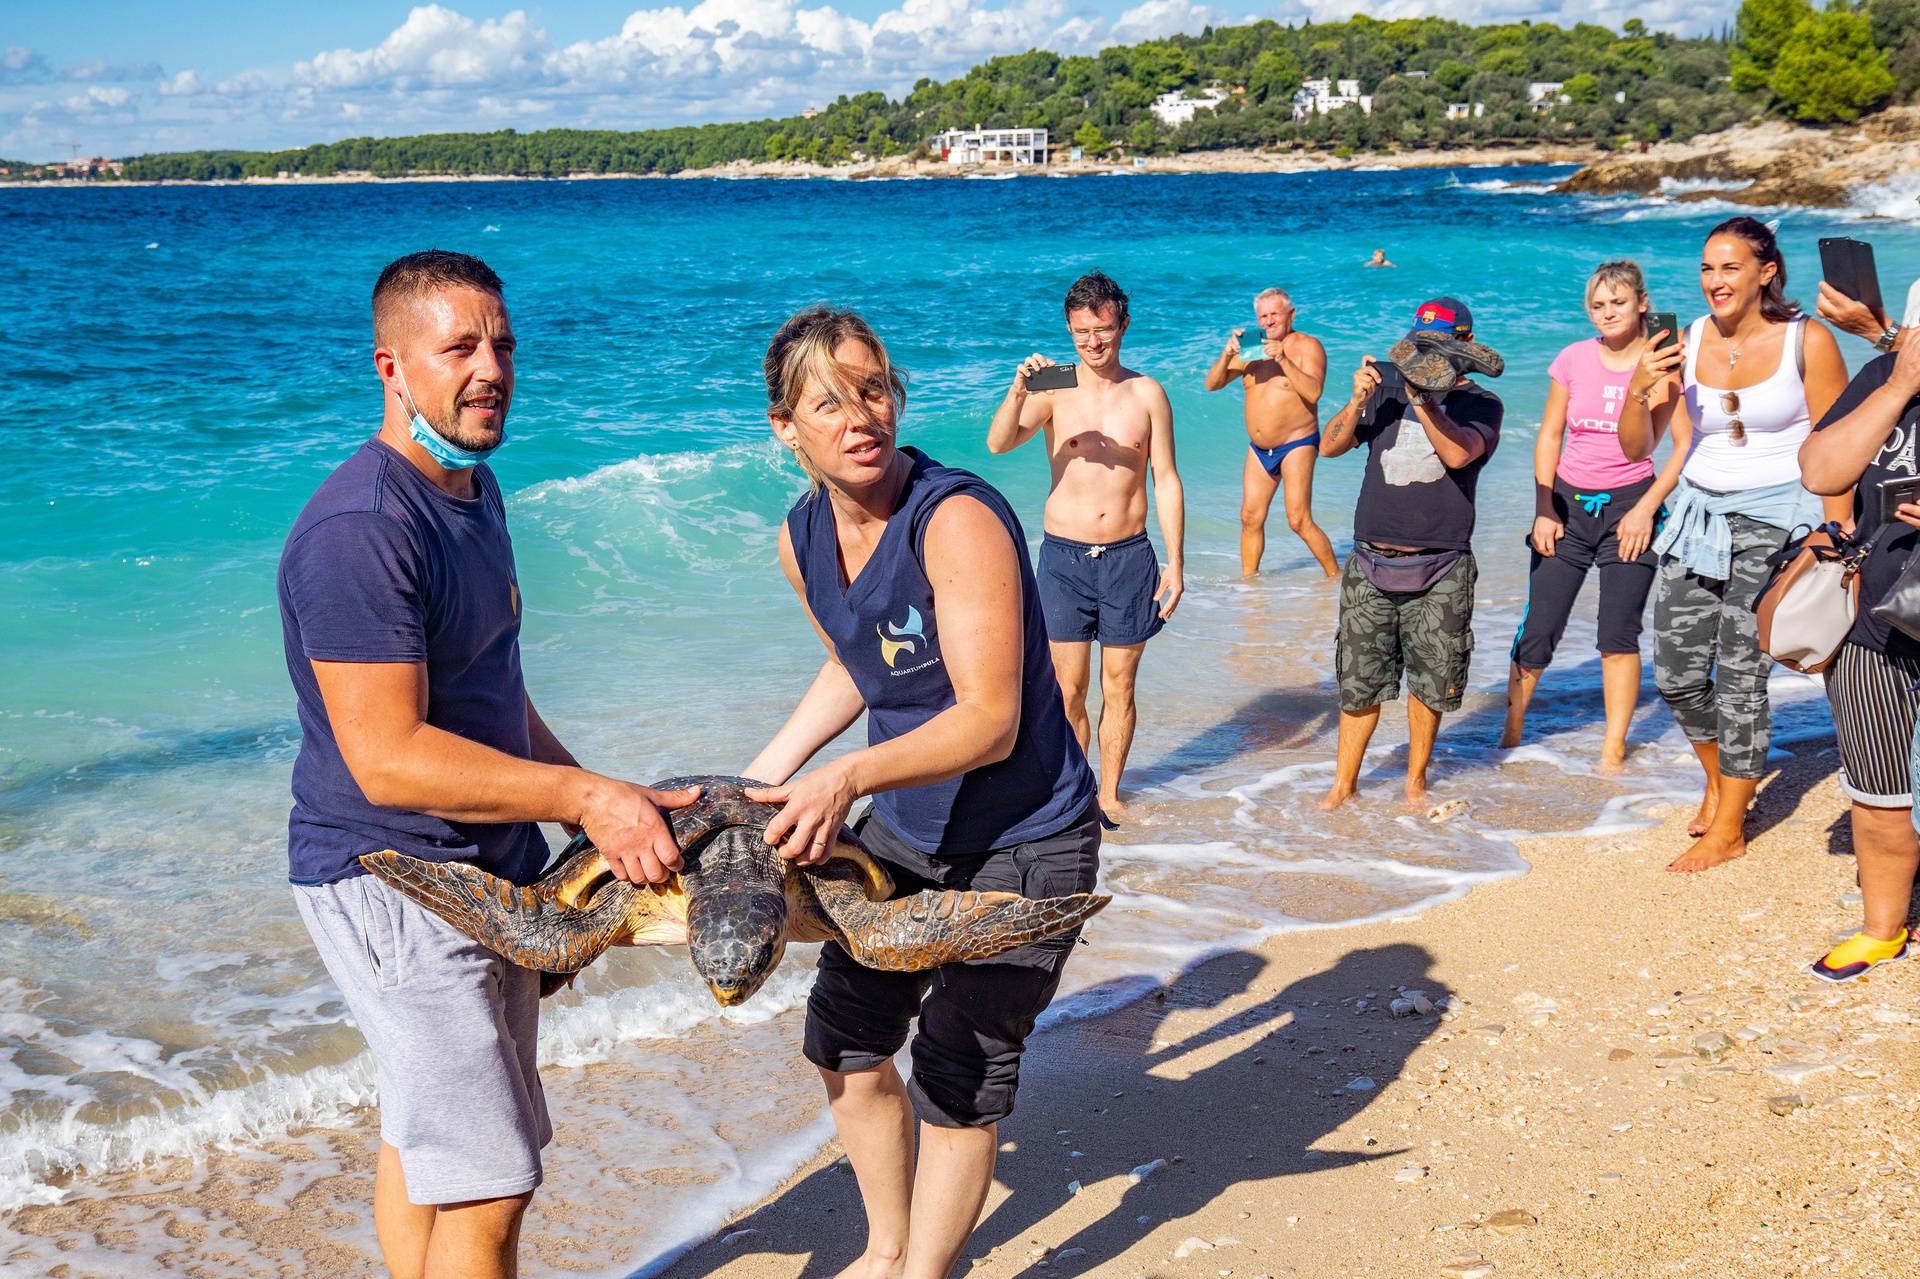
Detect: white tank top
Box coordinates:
(1680, 316, 1810, 492)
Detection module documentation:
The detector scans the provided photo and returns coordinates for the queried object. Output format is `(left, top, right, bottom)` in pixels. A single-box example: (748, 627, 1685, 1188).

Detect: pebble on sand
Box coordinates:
(1174, 1236, 1216, 1260)
(1130, 1159, 1167, 1182)
(1395, 1165, 1429, 1182)
(1346, 1077, 1377, 1091)
(1439, 1257, 1496, 1279)
(1693, 1031, 1735, 1061)
(1767, 1094, 1814, 1116)
(1484, 1208, 1536, 1237)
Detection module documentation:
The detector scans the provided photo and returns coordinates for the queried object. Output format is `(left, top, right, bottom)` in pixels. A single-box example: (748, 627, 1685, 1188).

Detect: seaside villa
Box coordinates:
(935, 127, 1050, 166)
(1292, 78, 1373, 120)
(1149, 86, 1230, 127)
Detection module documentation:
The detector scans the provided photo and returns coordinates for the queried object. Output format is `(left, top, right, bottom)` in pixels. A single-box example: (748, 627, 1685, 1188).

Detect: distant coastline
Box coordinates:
(0, 142, 1602, 189)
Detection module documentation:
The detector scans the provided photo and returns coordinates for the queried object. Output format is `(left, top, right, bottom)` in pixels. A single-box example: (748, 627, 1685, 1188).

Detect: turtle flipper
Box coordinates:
(802, 872, 1110, 971)
(359, 850, 649, 973)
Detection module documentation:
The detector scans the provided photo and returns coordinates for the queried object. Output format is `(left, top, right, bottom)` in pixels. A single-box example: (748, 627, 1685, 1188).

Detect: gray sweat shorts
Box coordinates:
(294, 874, 552, 1205)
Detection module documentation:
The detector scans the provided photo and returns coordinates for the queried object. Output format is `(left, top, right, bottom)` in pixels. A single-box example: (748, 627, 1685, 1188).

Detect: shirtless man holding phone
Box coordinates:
(988, 270, 1186, 818)
(1204, 287, 1339, 577)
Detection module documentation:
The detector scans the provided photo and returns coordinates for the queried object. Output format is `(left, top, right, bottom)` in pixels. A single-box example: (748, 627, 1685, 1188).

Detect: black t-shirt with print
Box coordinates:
(1814, 353, 1920, 656)
(1352, 381, 1504, 552)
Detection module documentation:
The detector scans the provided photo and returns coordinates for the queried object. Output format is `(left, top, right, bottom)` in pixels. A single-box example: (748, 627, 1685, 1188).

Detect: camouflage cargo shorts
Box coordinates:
(1335, 550, 1478, 713)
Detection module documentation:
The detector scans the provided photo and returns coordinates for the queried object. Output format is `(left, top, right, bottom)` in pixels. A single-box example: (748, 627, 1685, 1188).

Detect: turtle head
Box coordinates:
(683, 827, 790, 1007)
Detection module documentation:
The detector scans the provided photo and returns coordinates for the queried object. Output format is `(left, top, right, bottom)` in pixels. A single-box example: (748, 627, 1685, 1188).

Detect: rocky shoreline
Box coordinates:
(1557, 106, 1920, 209)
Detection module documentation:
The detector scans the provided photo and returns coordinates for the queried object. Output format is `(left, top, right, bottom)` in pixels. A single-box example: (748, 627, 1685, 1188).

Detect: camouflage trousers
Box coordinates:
(1652, 514, 1790, 780)
(1336, 550, 1478, 713)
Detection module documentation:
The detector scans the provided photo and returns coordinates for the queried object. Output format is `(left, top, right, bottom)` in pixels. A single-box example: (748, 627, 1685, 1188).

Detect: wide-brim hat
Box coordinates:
(1390, 297, 1503, 392)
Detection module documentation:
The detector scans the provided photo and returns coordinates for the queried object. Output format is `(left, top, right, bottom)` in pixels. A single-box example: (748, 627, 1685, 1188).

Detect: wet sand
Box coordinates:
(658, 744, 1920, 1279)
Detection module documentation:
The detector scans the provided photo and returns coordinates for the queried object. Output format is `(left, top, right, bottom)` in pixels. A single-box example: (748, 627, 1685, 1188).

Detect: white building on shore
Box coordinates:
(935, 126, 1050, 166)
(1292, 77, 1372, 120)
(1149, 85, 1229, 127)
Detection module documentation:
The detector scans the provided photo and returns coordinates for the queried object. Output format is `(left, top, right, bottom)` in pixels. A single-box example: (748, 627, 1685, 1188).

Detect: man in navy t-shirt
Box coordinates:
(277, 250, 697, 1279)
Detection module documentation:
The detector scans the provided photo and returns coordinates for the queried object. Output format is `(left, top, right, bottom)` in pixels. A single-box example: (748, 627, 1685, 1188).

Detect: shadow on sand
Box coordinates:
(656, 943, 1448, 1278)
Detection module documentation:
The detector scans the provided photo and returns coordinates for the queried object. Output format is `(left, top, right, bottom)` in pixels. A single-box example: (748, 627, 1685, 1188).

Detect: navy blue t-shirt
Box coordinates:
(277, 440, 548, 885)
(787, 448, 1096, 864)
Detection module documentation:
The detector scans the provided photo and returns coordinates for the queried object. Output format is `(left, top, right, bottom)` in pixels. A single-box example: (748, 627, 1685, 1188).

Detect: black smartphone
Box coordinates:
(1025, 363, 1077, 392)
(1646, 311, 1680, 351)
(1820, 236, 1886, 313)
(1879, 474, 1920, 525)
(1369, 359, 1405, 405)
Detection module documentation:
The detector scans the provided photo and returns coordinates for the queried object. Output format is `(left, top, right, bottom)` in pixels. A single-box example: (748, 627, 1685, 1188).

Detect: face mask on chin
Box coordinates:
(394, 362, 503, 470)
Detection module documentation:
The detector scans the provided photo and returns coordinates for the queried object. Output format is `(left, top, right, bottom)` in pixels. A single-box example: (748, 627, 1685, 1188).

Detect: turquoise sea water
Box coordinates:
(4, 166, 1918, 1271)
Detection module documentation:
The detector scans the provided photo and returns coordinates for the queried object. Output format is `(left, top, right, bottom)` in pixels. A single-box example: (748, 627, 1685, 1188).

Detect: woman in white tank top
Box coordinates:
(1616, 216, 1850, 875)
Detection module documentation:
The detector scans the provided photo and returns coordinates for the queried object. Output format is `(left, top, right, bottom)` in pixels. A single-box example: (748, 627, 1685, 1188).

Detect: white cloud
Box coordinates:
(0, 1, 1737, 160)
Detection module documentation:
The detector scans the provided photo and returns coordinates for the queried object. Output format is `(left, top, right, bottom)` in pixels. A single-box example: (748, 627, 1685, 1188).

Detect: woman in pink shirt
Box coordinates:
(1502, 261, 1689, 769)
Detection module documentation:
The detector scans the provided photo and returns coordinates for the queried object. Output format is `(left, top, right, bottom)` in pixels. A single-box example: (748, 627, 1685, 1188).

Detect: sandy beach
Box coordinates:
(653, 745, 1919, 1279)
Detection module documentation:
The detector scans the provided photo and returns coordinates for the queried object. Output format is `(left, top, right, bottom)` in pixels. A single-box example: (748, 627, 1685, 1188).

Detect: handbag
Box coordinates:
(1870, 541, 1920, 642)
(1752, 521, 1865, 674)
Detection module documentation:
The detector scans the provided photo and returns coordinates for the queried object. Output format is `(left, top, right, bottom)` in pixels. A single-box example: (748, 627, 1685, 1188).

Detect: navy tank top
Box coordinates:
(787, 447, 1096, 857)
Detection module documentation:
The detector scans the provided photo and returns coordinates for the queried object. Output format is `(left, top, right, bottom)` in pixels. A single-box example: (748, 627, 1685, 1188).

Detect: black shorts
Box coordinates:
(801, 805, 1102, 1128)
(1037, 532, 1165, 646)
(1509, 476, 1658, 670)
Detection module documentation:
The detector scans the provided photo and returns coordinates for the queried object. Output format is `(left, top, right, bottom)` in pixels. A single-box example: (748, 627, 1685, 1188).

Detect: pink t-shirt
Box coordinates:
(1548, 338, 1655, 490)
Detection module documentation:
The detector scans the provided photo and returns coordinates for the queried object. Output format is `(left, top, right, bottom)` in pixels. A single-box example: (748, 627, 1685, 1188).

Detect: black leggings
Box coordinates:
(1510, 476, 1658, 670)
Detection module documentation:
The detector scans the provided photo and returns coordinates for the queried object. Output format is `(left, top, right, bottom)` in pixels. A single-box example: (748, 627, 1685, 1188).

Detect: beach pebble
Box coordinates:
(1427, 799, 1470, 823)
(722, 1229, 758, 1245)
(1395, 1165, 1428, 1182)
(1346, 1077, 1377, 1091)
(1391, 998, 1418, 1018)
(1413, 995, 1435, 1015)
(1439, 1257, 1495, 1279)
(1693, 1031, 1735, 1061)
(1129, 1158, 1167, 1182)
(1646, 1004, 1671, 1018)
(1607, 1047, 1635, 1061)
(1767, 1094, 1814, 1116)
(1056, 1248, 1086, 1262)
(1764, 1060, 1834, 1083)
(1067, 1180, 1083, 1195)
(1484, 1209, 1536, 1237)
(1173, 1236, 1215, 1259)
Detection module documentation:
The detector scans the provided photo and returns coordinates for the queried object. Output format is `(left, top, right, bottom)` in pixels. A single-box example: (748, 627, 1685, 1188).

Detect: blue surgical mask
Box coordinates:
(396, 363, 502, 469)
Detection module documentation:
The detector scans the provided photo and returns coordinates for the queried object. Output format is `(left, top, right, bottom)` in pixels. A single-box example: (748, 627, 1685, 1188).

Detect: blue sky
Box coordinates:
(1, 1, 1732, 160)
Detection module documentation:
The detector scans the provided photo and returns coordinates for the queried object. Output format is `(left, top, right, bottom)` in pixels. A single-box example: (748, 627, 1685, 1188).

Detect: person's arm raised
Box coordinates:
(987, 355, 1056, 454)
(313, 660, 697, 884)
(1801, 339, 1920, 496)
(1411, 388, 1494, 470)
(1203, 330, 1247, 392)
(741, 523, 868, 786)
(748, 495, 1024, 864)
(1276, 333, 1327, 406)
(1145, 380, 1185, 619)
(1320, 361, 1381, 459)
(1619, 329, 1684, 461)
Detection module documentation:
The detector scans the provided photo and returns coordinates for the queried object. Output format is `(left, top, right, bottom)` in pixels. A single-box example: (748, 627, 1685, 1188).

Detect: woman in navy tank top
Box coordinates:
(742, 307, 1099, 1279)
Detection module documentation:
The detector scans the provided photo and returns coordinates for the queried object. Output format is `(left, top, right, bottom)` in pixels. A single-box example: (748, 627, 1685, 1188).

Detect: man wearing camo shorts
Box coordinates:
(1314, 298, 1505, 810)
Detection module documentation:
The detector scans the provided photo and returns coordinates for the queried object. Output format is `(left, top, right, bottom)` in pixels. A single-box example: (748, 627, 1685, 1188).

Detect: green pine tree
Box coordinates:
(1771, 6, 1896, 119)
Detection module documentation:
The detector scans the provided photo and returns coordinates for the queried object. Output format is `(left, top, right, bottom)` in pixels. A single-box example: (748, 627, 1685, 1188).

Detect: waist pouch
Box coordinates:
(1355, 542, 1462, 593)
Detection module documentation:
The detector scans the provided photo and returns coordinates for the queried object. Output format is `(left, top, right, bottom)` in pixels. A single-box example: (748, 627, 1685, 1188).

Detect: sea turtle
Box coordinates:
(359, 775, 1110, 1007)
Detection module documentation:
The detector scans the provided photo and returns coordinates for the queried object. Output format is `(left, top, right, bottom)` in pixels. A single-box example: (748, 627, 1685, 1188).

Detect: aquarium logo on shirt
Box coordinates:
(877, 605, 938, 675)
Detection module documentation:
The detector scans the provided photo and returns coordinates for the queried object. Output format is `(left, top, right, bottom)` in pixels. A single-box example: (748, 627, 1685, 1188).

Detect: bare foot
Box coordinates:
(1318, 784, 1357, 811)
(1099, 794, 1131, 823)
(1497, 725, 1521, 750)
(1597, 744, 1627, 776)
(1687, 786, 1720, 838)
(832, 1251, 905, 1279)
(1667, 830, 1747, 873)
(1323, 567, 1341, 581)
(1403, 783, 1433, 810)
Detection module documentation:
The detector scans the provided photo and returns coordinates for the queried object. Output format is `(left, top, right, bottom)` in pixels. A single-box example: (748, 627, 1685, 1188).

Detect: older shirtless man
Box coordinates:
(988, 271, 1185, 818)
(1204, 287, 1338, 577)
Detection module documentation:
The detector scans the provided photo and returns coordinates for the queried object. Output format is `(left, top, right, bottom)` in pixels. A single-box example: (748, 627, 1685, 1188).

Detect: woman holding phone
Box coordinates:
(741, 306, 1100, 1279)
(1798, 331, 1920, 980)
(1502, 261, 1687, 769)
(1618, 216, 1851, 873)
